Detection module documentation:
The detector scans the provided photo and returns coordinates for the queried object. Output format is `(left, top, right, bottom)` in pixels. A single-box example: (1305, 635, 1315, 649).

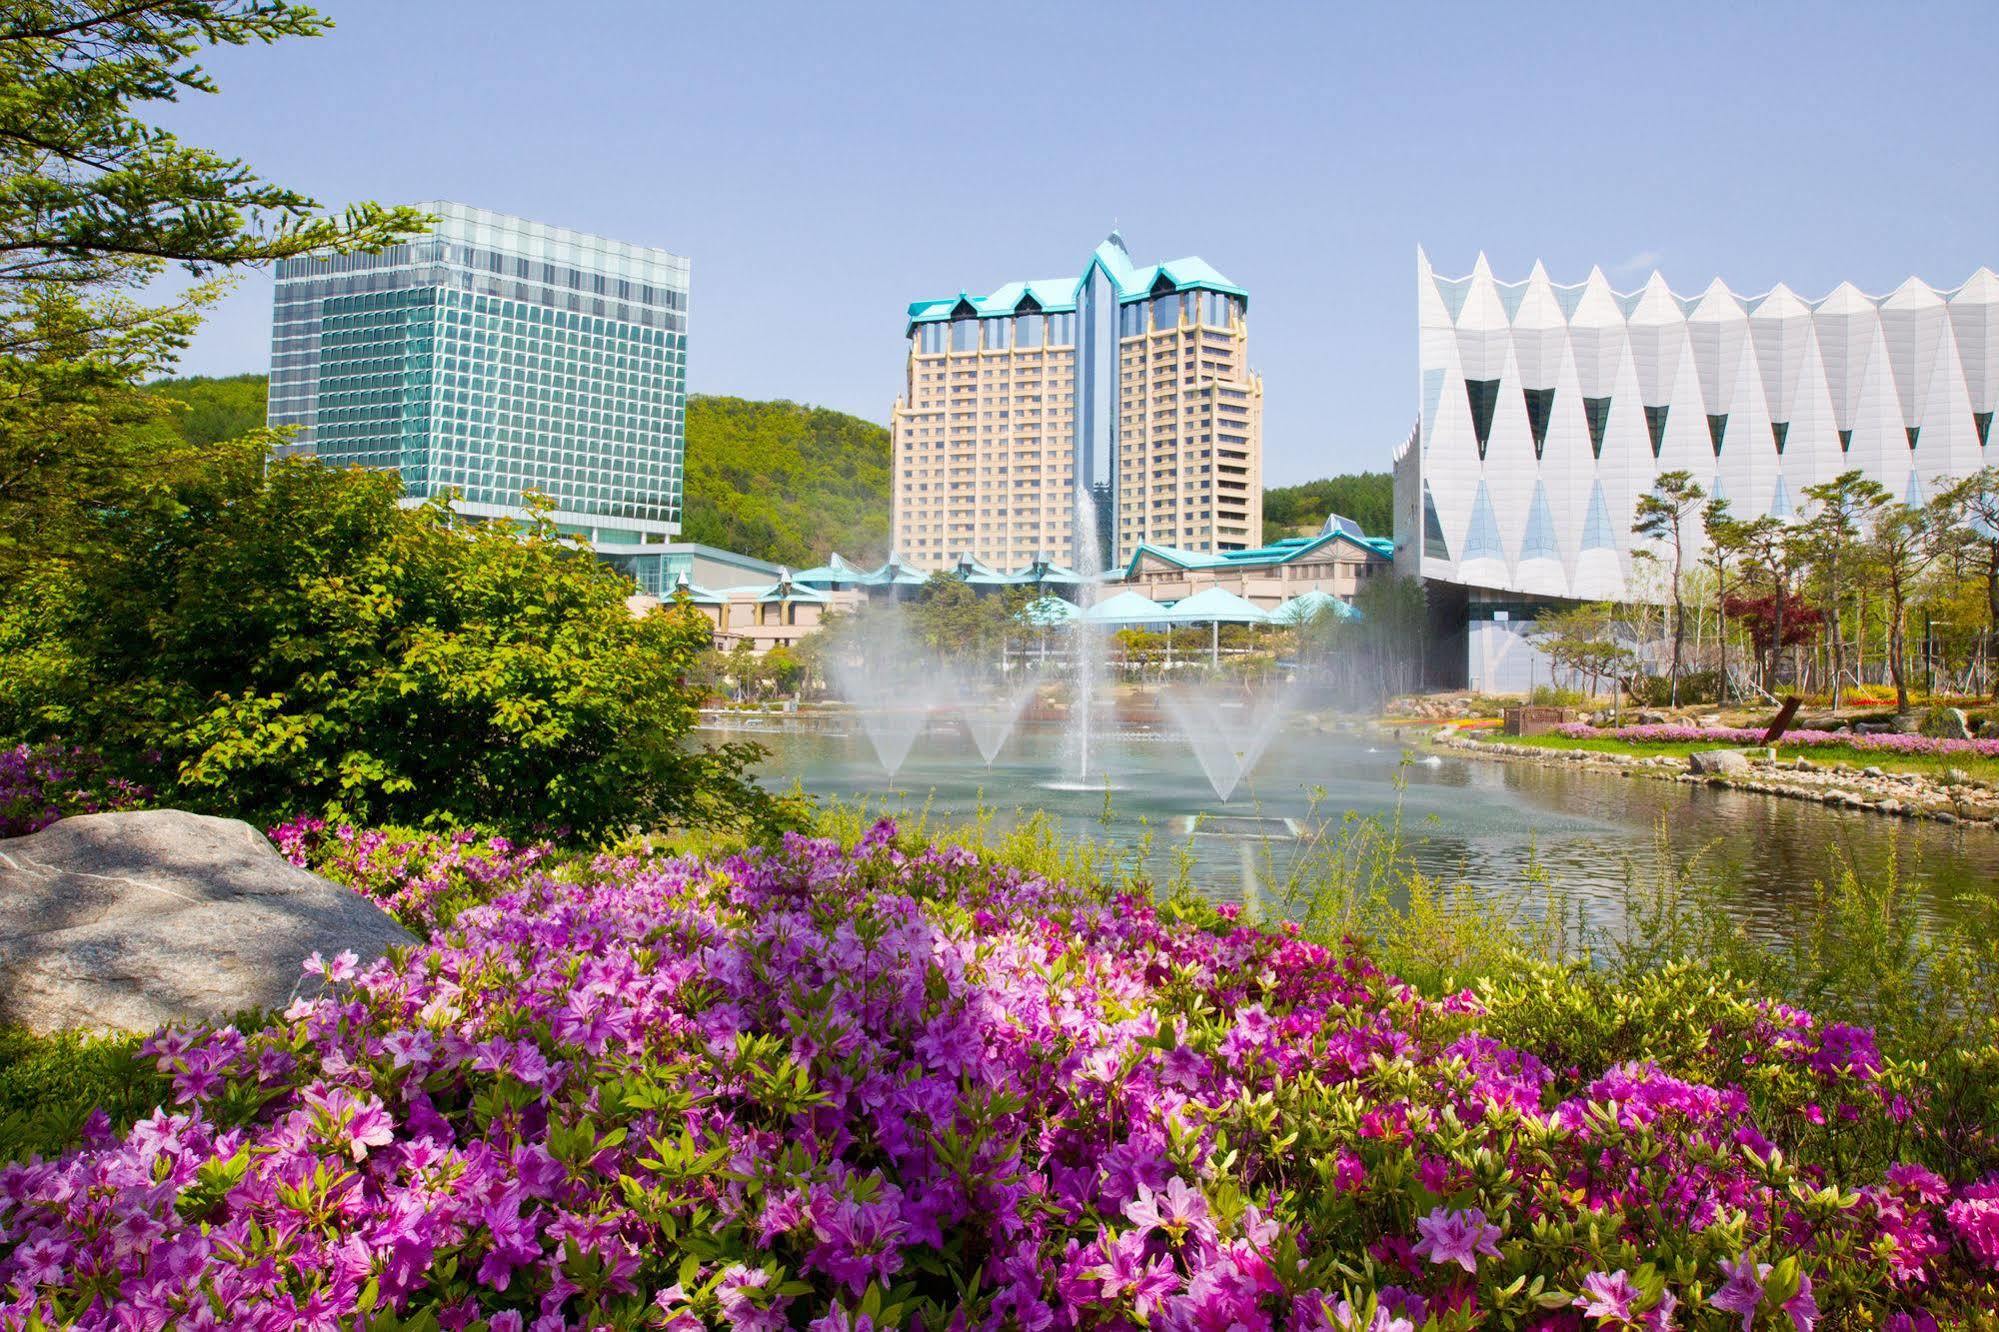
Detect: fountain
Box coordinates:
(953, 671, 1041, 767)
(827, 605, 939, 783)
(1159, 683, 1293, 802)
(1053, 489, 1113, 790)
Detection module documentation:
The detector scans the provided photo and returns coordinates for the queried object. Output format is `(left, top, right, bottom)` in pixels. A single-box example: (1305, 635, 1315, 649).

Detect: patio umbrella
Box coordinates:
(1159, 586, 1272, 667)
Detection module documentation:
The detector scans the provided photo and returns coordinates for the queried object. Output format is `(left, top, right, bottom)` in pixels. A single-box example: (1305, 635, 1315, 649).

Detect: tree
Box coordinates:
(1699, 498, 1743, 701)
(0, 3, 425, 567)
(1795, 470, 1888, 708)
(0, 450, 775, 836)
(1866, 497, 1950, 713)
(1531, 603, 1633, 700)
(1632, 470, 1706, 704)
(1730, 515, 1800, 690)
(0, 3, 425, 300)
(1261, 472, 1393, 537)
(1941, 467, 1999, 698)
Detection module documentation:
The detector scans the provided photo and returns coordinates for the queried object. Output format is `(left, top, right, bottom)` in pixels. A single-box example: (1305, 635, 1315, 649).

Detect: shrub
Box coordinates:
(0, 741, 150, 838)
(0, 452, 779, 838)
(1627, 669, 1722, 706)
(1527, 683, 1587, 707)
(2, 823, 1996, 1326)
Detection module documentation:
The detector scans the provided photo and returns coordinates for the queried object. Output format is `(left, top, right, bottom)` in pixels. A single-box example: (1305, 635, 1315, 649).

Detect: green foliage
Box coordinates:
(0, 2, 427, 295)
(681, 395, 890, 566)
(1262, 471, 1391, 537)
(0, 447, 777, 838)
(146, 372, 267, 446)
(0, 1026, 165, 1165)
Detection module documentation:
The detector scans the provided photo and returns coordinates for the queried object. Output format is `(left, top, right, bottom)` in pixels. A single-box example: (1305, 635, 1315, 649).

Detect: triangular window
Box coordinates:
(1644, 405, 1670, 458)
(1522, 387, 1555, 459)
(1977, 411, 1993, 448)
(1771, 421, 1789, 454)
(1705, 413, 1728, 456)
(1462, 481, 1504, 562)
(1520, 482, 1560, 561)
(1422, 483, 1450, 561)
(1581, 480, 1617, 552)
(1770, 475, 1791, 519)
(1464, 378, 1500, 460)
(1837, 428, 1853, 453)
(1583, 396, 1612, 459)
(1906, 425, 1920, 450)
(1906, 470, 1925, 507)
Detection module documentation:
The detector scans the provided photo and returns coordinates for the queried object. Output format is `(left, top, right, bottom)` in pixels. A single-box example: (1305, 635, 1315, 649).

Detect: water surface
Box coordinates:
(717, 718, 1999, 942)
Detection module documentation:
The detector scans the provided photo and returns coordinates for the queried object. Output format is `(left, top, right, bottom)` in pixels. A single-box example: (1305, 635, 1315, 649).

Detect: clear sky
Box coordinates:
(157, 1, 1998, 483)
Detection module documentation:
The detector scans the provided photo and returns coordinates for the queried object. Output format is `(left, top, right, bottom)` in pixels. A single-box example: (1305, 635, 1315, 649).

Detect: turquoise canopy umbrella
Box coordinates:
(1159, 586, 1272, 667)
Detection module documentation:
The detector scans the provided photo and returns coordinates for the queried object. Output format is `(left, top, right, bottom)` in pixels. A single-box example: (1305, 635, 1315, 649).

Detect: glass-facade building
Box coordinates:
(268, 202, 690, 570)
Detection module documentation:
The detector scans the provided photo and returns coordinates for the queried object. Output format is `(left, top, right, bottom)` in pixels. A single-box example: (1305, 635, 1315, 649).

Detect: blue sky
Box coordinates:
(159, 1, 1997, 483)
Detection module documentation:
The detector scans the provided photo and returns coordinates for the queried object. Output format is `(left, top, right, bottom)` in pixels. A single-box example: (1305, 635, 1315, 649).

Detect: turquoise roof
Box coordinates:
(1158, 586, 1271, 625)
(1119, 529, 1392, 581)
(908, 231, 1247, 331)
(1082, 589, 1171, 626)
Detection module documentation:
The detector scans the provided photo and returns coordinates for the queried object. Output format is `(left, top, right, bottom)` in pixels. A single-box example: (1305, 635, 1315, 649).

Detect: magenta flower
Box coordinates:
(1411, 1205, 1502, 1273)
(1574, 1269, 1639, 1323)
(1711, 1256, 1770, 1331)
(1124, 1176, 1214, 1245)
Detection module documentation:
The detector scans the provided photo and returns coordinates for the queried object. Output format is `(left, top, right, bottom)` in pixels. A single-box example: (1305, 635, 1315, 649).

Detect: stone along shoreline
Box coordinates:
(1432, 729, 1999, 828)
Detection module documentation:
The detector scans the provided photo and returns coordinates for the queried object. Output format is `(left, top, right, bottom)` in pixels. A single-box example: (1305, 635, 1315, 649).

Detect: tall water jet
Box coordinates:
(1161, 683, 1294, 802)
(1060, 491, 1112, 788)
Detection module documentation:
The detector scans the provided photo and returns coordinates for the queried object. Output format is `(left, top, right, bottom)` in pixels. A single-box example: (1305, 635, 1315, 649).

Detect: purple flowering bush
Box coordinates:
(1552, 722, 1999, 761)
(270, 817, 557, 936)
(0, 742, 150, 839)
(4, 821, 1999, 1328)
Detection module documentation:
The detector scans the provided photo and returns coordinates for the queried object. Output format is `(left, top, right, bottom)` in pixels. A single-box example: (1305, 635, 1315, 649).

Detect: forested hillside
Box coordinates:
(681, 395, 890, 565)
(144, 375, 1390, 558)
(145, 378, 893, 566)
(1262, 471, 1393, 538)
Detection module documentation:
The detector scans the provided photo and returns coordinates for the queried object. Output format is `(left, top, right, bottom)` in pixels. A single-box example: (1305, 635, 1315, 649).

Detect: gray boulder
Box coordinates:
(0, 810, 416, 1035)
(1688, 749, 1751, 776)
(1921, 706, 1973, 741)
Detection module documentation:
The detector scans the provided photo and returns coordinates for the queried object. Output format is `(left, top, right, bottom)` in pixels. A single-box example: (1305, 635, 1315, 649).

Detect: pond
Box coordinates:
(711, 716, 1999, 942)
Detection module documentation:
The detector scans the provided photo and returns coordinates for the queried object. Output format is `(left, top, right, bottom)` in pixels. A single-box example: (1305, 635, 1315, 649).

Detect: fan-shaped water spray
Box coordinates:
(1160, 684, 1294, 802)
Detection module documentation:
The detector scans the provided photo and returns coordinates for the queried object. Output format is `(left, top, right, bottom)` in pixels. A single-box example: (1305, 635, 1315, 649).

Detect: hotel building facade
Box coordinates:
(1395, 249, 1999, 690)
(891, 232, 1262, 573)
(268, 202, 691, 589)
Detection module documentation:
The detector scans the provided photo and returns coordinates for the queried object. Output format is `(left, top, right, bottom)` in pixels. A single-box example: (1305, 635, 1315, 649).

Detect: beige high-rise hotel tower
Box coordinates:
(890, 232, 1262, 574)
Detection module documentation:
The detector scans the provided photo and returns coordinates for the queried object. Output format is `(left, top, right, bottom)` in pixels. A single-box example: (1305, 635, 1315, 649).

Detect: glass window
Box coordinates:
(951, 319, 979, 353)
(1046, 313, 1075, 346)
(1152, 294, 1179, 331)
(1014, 314, 1043, 348)
(985, 318, 1010, 351)
(1119, 303, 1145, 337)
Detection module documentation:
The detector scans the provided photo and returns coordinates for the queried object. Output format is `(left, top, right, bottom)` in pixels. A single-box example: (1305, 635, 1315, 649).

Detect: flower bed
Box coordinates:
(3, 822, 1996, 1327)
(0, 742, 151, 839)
(1554, 722, 1999, 760)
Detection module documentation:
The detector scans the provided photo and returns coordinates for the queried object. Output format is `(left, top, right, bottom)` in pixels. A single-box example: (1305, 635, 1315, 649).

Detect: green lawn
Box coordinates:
(1479, 730, 1999, 783)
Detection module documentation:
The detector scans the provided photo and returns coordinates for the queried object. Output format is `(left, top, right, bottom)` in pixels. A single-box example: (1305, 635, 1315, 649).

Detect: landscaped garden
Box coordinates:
(2, 809, 1997, 1328)
(1481, 723, 1999, 784)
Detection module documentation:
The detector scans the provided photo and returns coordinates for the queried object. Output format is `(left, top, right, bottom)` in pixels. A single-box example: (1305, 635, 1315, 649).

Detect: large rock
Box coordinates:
(1688, 749, 1751, 776)
(1921, 706, 1973, 741)
(0, 810, 416, 1035)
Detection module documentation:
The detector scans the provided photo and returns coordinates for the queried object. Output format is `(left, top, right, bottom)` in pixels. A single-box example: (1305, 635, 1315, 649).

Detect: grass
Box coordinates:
(1481, 729, 1999, 782)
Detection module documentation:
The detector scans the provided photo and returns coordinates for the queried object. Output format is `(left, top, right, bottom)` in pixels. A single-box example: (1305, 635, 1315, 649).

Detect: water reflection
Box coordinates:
(727, 720, 1999, 943)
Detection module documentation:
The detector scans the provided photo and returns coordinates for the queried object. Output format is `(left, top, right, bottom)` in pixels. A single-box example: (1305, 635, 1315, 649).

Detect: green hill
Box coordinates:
(1262, 471, 1392, 539)
(145, 378, 891, 567)
(681, 396, 889, 566)
(144, 377, 1395, 558)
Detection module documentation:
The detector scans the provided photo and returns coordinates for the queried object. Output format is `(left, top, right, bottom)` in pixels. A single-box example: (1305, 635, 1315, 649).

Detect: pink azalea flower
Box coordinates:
(1412, 1206, 1502, 1273)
